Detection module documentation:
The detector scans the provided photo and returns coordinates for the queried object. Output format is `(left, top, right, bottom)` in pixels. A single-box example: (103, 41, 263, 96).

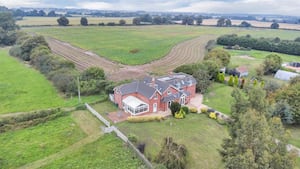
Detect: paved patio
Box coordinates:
(108, 110, 171, 123)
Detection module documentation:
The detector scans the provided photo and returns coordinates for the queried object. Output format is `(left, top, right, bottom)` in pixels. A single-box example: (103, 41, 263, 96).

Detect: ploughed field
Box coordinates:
(26, 26, 300, 81)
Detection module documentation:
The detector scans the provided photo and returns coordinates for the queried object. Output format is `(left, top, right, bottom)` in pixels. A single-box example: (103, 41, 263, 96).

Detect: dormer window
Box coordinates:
(154, 93, 158, 100)
(167, 90, 171, 95)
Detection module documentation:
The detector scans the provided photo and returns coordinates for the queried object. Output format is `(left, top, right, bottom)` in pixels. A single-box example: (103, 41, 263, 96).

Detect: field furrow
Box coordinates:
(47, 35, 216, 81)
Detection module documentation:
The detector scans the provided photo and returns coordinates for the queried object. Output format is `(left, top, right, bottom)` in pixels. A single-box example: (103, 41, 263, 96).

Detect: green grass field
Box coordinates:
(17, 17, 133, 26)
(0, 114, 86, 168)
(0, 49, 102, 114)
(41, 134, 143, 169)
(203, 83, 234, 115)
(25, 26, 300, 65)
(117, 114, 228, 169)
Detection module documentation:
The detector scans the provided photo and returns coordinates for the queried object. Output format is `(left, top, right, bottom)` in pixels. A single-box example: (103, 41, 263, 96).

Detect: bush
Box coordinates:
(175, 109, 186, 119)
(189, 107, 198, 113)
(127, 116, 164, 123)
(170, 102, 181, 116)
(216, 117, 227, 125)
(128, 133, 138, 144)
(181, 106, 189, 114)
(201, 107, 208, 113)
(209, 112, 217, 120)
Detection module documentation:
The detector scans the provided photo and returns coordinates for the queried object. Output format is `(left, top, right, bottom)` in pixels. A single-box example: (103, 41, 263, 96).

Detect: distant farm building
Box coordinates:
(274, 70, 300, 81)
(235, 66, 249, 77)
(282, 62, 300, 73)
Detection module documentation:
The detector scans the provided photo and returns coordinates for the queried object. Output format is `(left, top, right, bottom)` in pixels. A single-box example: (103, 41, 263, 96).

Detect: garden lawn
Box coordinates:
(26, 26, 300, 65)
(40, 134, 143, 169)
(203, 83, 234, 115)
(0, 49, 101, 114)
(287, 126, 300, 148)
(225, 48, 300, 62)
(0, 114, 86, 168)
(117, 114, 228, 169)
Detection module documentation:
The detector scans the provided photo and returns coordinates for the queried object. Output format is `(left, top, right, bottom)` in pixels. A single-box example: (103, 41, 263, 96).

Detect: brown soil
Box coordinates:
(47, 35, 216, 81)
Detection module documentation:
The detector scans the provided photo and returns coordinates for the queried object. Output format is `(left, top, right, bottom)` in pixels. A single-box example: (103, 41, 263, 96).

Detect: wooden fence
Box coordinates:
(85, 103, 153, 168)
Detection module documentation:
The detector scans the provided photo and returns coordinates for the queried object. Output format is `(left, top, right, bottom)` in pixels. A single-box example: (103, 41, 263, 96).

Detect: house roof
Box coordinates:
(236, 66, 248, 73)
(157, 73, 197, 89)
(116, 72, 196, 99)
(118, 81, 156, 99)
(274, 70, 299, 81)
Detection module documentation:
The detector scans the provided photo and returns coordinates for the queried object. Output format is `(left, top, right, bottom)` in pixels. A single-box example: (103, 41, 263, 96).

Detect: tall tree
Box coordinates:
(271, 22, 279, 29)
(196, 16, 203, 25)
(155, 137, 188, 169)
(220, 87, 295, 169)
(193, 69, 212, 93)
(263, 54, 282, 75)
(80, 17, 88, 26)
(217, 18, 226, 27)
(0, 12, 18, 45)
(57, 16, 69, 26)
(225, 19, 232, 27)
(204, 48, 231, 67)
(119, 19, 126, 25)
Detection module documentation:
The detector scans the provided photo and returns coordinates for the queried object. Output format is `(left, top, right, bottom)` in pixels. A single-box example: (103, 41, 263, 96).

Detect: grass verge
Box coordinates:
(0, 114, 86, 168)
(40, 134, 143, 169)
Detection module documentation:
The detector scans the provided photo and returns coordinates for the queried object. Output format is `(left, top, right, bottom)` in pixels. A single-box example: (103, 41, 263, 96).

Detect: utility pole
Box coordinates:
(77, 76, 81, 103)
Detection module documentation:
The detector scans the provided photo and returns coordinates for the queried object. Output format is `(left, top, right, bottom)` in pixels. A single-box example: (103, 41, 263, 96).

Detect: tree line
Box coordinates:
(9, 33, 113, 96)
(217, 34, 300, 56)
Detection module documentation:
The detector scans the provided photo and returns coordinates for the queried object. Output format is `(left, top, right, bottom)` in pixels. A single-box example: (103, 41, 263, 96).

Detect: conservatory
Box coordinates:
(122, 96, 149, 115)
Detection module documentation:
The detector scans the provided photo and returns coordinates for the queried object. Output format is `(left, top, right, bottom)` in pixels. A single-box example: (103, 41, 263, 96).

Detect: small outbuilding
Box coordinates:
(235, 66, 249, 77)
(274, 70, 299, 81)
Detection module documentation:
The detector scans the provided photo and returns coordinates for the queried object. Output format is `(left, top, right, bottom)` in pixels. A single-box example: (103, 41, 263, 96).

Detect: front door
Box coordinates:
(180, 95, 186, 105)
(153, 103, 157, 113)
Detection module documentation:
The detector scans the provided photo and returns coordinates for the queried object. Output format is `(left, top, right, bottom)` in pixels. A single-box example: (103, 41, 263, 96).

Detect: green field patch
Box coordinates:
(0, 49, 102, 114)
(25, 26, 234, 65)
(41, 134, 143, 169)
(203, 83, 234, 115)
(117, 114, 228, 169)
(26, 26, 300, 65)
(0, 114, 86, 168)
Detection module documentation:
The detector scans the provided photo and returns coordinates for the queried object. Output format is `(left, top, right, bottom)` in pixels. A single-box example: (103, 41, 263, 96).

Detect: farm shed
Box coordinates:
(274, 70, 299, 81)
(235, 66, 248, 77)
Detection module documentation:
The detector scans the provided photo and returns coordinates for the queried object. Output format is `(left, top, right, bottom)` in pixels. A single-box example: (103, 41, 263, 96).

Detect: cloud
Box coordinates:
(173, 0, 300, 16)
(1, 0, 300, 16)
(77, 1, 113, 10)
(0, 0, 41, 8)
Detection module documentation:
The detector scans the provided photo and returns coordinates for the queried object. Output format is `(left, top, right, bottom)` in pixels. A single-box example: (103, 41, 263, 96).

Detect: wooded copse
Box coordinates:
(9, 33, 113, 96)
(217, 34, 300, 56)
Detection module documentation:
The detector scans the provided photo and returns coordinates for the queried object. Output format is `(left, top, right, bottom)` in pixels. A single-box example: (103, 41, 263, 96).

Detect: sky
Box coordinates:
(1, 0, 300, 16)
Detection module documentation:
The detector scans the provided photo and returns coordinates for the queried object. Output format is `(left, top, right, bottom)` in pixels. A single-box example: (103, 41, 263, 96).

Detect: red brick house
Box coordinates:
(112, 73, 197, 116)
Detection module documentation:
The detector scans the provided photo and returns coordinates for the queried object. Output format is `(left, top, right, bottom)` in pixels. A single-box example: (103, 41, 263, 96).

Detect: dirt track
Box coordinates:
(47, 35, 216, 81)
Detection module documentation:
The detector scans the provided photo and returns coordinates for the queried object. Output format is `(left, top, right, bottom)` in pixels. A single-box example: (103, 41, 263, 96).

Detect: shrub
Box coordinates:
(181, 106, 189, 114)
(75, 104, 86, 110)
(189, 107, 198, 113)
(170, 102, 181, 116)
(216, 117, 227, 125)
(127, 116, 164, 123)
(175, 109, 186, 119)
(201, 107, 208, 113)
(128, 133, 138, 144)
(209, 112, 217, 120)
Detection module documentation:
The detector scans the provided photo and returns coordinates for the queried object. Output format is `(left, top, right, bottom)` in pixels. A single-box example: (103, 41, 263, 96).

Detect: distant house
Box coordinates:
(235, 66, 249, 77)
(274, 70, 299, 81)
(282, 62, 300, 73)
(112, 73, 197, 116)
